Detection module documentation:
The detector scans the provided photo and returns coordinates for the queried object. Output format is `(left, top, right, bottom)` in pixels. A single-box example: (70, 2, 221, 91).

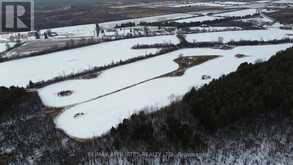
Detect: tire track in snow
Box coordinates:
(64, 75, 160, 109)
(63, 55, 219, 109)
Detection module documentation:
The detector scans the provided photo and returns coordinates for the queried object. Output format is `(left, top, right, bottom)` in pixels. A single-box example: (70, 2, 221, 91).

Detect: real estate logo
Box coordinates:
(0, 0, 34, 32)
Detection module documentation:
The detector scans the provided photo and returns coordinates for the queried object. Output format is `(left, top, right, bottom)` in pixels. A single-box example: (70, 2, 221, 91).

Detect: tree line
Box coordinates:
(27, 46, 177, 89)
(139, 14, 261, 28)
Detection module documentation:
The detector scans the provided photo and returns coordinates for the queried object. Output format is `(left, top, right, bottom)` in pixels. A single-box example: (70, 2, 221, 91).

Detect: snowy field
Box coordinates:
(41, 24, 97, 38)
(99, 13, 194, 29)
(175, 8, 260, 23)
(39, 28, 293, 108)
(214, 9, 257, 17)
(38, 53, 179, 107)
(0, 35, 179, 87)
(1, 13, 194, 39)
(189, 26, 242, 31)
(43, 13, 194, 37)
(1, 28, 291, 87)
(170, 1, 248, 8)
(53, 43, 293, 139)
(0, 8, 272, 40)
(273, 0, 293, 4)
(0, 42, 15, 53)
(171, 2, 226, 8)
(215, 1, 248, 5)
(186, 29, 293, 43)
(0, 43, 7, 53)
(175, 15, 218, 23)
(242, 16, 275, 24)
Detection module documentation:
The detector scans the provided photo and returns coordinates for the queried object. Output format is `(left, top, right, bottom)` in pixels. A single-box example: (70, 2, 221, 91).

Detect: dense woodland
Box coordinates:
(0, 87, 26, 115)
(1, 47, 293, 164)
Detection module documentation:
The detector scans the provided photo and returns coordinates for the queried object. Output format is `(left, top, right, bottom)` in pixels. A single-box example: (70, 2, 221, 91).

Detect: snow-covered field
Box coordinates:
(1, 28, 291, 88)
(99, 13, 194, 29)
(175, 8, 260, 23)
(41, 24, 97, 38)
(1, 27, 291, 88)
(215, 1, 248, 6)
(242, 16, 275, 24)
(38, 53, 179, 107)
(42, 13, 193, 37)
(171, 2, 226, 8)
(273, 0, 293, 4)
(0, 35, 179, 87)
(189, 26, 242, 31)
(53, 43, 293, 139)
(186, 29, 293, 43)
(214, 9, 257, 17)
(0, 42, 15, 53)
(39, 28, 293, 108)
(0, 44, 7, 53)
(175, 15, 218, 23)
(170, 1, 248, 8)
(1, 13, 194, 39)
